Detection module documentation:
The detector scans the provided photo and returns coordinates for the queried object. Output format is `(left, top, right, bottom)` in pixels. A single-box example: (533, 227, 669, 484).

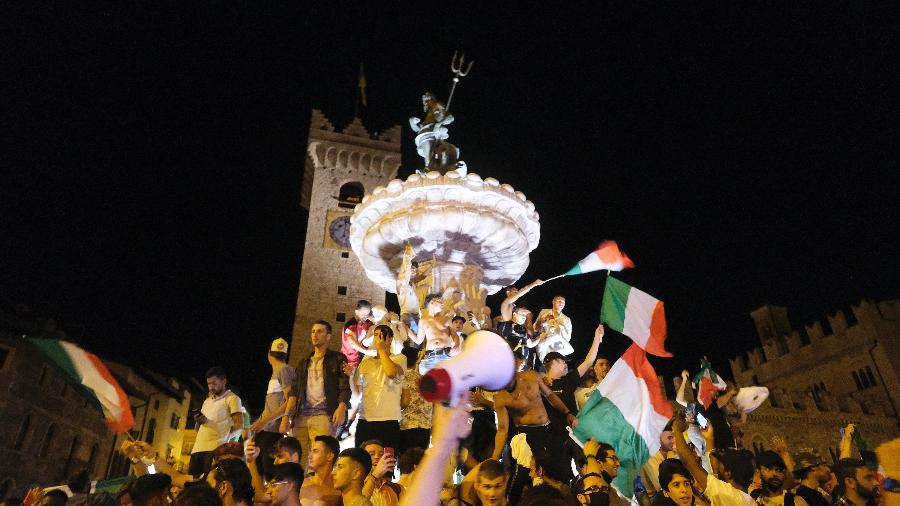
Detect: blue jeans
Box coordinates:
(418, 348, 451, 375)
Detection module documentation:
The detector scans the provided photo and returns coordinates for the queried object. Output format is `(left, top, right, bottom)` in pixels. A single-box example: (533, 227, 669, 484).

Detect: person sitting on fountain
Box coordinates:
(396, 244, 430, 341)
(412, 294, 462, 374)
(530, 295, 574, 365)
(496, 306, 535, 370)
(493, 278, 543, 329)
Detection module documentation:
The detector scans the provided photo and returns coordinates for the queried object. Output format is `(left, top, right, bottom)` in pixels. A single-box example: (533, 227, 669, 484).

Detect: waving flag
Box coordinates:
(29, 338, 134, 433)
(564, 241, 635, 275)
(600, 277, 671, 357)
(572, 344, 673, 496)
(692, 358, 727, 409)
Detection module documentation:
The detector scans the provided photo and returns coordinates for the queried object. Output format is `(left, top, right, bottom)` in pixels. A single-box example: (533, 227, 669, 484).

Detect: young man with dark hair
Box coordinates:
(341, 300, 374, 370)
(285, 321, 350, 472)
(753, 451, 809, 506)
(354, 325, 405, 451)
(540, 323, 605, 482)
(174, 483, 222, 506)
(207, 459, 254, 506)
(834, 458, 879, 506)
(266, 463, 304, 506)
(332, 448, 373, 506)
(657, 459, 695, 506)
(396, 447, 426, 493)
(190, 367, 245, 476)
(130, 474, 173, 506)
(361, 439, 402, 505)
(300, 435, 341, 506)
(249, 338, 296, 479)
(792, 450, 831, 506)
(274, 436, 302, 464)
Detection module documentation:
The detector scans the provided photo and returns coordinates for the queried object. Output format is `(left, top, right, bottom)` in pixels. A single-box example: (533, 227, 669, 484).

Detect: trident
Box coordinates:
(445, 51, 474, 112)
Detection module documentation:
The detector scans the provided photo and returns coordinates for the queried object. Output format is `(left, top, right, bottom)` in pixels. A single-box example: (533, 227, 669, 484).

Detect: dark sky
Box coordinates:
(3, 4, 898, 411)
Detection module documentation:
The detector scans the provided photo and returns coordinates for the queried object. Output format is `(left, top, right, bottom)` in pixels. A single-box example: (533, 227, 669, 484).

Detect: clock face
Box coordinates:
(329, 215, 352, 248)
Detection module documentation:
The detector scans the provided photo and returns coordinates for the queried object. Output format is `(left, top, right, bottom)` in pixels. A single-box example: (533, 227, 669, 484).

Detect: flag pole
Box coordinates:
(543, 273, 567, 283)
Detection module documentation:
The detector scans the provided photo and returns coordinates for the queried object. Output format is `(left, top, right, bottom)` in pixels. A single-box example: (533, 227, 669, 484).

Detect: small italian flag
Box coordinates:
(564, 241, 635, 275)
(692, 358, 727, 409)
(29, 338, 135, 433)
(600, 277, 671, 357)
(572, 343, 673, 496)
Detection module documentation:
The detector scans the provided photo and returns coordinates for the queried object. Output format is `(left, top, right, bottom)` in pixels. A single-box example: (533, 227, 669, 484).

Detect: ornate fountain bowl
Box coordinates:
(349, 170, 541, 295)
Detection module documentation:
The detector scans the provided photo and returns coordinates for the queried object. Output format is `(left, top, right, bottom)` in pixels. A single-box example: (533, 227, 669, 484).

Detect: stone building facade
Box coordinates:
(730, 299, 900, 460)
(290, 110, 402, 363)
(0, 333, 114, 499)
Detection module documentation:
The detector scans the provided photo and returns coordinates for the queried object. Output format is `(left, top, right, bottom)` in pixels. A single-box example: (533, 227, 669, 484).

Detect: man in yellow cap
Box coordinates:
(249, 337, 296, 479)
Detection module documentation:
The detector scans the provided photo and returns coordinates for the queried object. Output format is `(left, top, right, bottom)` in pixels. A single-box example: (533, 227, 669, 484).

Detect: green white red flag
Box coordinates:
(572, 343, 673, 496)
(600, 277, 671, 357)
(28, 338, 134, 433)
(564, 241, 635, 275)
(692, 358, 727, 409)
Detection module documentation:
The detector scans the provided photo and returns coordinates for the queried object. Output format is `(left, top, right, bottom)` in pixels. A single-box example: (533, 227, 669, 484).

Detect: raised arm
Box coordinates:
(839, 423, 855, 459)
(399, 393, 472, 506)
(676, 370, 690, 407)
(491, 393, 510, 460)
(576, 324, 605, 377)
(500, 279, 543, 320)
(672, 411, 708, 491)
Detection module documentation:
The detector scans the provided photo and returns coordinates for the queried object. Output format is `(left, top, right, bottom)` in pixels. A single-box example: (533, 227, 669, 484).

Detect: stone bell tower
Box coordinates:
(289, 109, 402, 363)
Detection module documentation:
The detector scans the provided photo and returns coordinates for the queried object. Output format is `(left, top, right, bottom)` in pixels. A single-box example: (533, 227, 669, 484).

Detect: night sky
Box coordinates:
(3, 4, 897, 412)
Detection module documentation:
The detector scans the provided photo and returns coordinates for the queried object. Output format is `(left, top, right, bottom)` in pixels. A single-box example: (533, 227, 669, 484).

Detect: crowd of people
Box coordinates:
(8, 270, 897, 506)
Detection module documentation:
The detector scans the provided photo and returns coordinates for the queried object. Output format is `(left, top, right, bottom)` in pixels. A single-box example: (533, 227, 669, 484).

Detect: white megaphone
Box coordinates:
(418, 330, 515, 406)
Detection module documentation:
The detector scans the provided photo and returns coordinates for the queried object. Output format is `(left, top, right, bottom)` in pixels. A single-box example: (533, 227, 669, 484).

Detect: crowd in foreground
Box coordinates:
(5, 268, 899, 506)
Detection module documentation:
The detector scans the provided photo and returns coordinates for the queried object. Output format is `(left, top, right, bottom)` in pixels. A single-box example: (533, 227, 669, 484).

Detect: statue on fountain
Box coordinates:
(409, 92, 465, 175)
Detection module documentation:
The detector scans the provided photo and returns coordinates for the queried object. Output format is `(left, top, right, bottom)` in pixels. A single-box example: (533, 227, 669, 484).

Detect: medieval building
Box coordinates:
(730, 299, 900, 459)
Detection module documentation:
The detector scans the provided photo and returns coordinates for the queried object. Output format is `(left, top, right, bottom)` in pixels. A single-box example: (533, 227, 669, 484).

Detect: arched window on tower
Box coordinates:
(865, 366, 877, 387)
(13, 413, 31, 450)
(337, 182, 365, 209)
(38, 424, 55, 457)
(87, 444, 99, 474)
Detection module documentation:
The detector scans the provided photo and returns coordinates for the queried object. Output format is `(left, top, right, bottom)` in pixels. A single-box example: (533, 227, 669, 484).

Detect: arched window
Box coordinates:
(865, 366, 877, 386)
(146, 418, 157, 445)
(859, 369, 871, 389)
(852, 371, 863, 390)
(13, 413, 31, 450)
(337, 182, 365, 209)
(65, 436, 80, 476)
(39, 424, 55, 457)
(87, 443, 99, 474)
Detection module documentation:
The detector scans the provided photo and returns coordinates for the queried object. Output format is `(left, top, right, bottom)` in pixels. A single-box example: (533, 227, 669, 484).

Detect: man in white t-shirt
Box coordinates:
(672, 411, 756, 506)
(189, 366, 244, 476)
(354, 325, 405, 452)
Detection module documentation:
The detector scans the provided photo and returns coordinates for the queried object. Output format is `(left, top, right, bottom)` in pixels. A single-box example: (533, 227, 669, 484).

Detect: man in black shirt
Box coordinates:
(793, 450, 832, 506)
(541, 323, 605, 483)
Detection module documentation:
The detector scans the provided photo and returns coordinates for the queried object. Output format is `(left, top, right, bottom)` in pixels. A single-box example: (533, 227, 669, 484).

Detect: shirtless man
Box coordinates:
(413, 294, 462, 374)
(490, 366, 577, 472)
(396, 244, 431, 339)
(300, 435, 341, 506)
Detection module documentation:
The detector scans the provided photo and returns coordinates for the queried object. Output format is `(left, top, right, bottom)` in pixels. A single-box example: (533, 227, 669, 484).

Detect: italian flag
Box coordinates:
(692, 358, 727, 409)
(29, 338, 135, 433)
(600, 276, 671, 357)
(572, 343, 673, 496)
(564, 241, 635, 275)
